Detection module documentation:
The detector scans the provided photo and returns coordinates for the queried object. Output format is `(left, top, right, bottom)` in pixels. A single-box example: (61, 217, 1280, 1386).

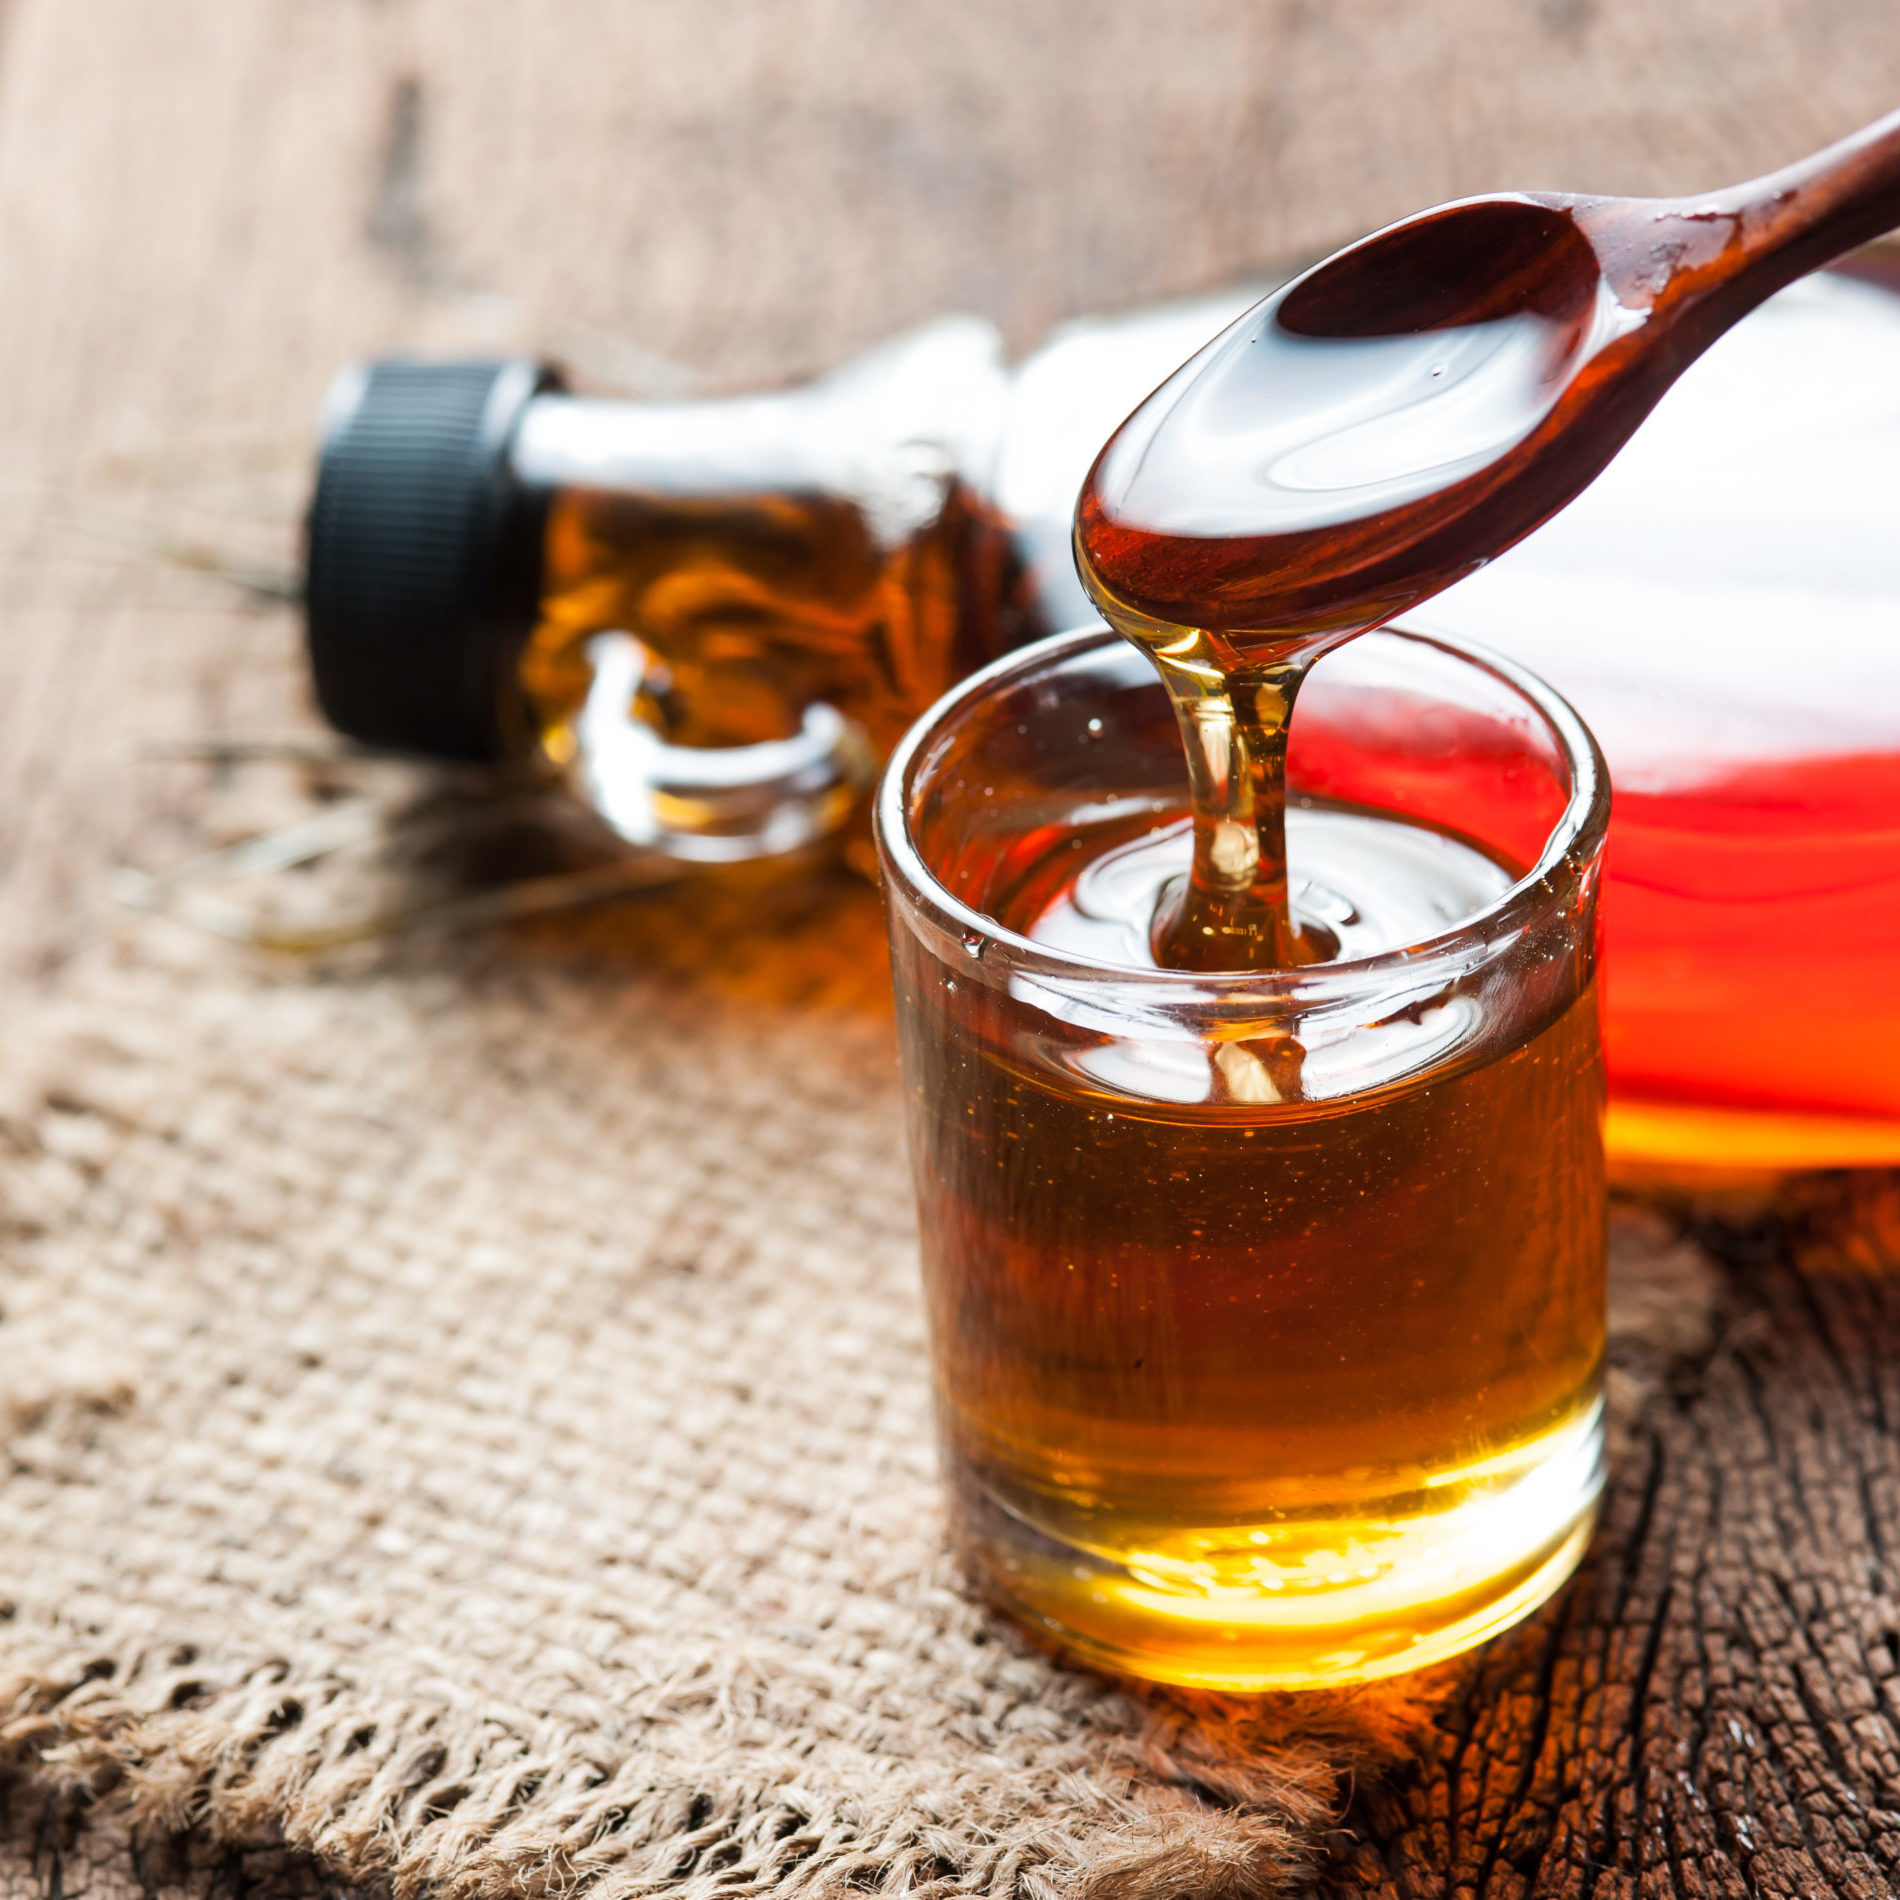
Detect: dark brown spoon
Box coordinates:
(1071, 109, 1900, 974)
(1075, 106, 1900, 668)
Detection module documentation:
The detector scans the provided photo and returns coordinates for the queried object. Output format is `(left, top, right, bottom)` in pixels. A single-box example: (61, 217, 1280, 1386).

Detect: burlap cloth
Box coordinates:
(0, 740, 1723, 1900)
(0, 848, 1325, 1897)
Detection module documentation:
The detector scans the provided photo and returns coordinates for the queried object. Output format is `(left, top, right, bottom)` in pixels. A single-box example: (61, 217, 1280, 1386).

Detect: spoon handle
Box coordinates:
(1711, 106, 1900, 276)
(1582, 107, 1900, 344)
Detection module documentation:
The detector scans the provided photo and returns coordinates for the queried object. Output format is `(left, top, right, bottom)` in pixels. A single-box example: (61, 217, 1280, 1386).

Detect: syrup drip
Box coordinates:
(1075, 201, 1610, 972)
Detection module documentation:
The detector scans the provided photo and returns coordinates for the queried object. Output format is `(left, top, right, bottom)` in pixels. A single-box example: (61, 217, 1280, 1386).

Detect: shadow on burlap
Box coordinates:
(0, 809, 1718, 1900)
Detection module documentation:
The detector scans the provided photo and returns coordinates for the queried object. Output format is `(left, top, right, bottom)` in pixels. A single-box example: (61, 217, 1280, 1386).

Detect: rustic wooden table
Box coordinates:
(6, 5, 1900, 1896)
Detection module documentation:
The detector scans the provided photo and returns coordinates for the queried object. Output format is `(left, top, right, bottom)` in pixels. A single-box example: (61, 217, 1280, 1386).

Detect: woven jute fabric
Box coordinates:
(0, 791, 1717, 1900)
(0, 852, 1439, 1900)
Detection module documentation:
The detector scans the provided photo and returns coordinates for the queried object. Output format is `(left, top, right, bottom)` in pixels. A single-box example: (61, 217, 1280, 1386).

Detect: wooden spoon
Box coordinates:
(1075, 106, 1900, 666)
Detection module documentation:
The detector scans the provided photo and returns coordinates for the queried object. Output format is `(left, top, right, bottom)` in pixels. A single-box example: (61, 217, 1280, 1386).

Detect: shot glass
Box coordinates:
(876, 623, 1609, 1690)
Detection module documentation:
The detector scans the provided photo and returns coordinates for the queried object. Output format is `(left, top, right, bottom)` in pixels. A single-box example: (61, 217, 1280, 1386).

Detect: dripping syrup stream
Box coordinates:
(1101, 614, 1337, 973)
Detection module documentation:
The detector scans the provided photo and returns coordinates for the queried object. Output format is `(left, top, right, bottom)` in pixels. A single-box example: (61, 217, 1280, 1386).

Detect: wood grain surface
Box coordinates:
(5, 5, 1900, 1897)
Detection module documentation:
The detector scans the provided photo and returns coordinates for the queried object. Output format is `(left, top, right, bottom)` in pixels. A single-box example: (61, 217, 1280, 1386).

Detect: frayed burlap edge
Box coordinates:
(0, 1649, 1444, 1900)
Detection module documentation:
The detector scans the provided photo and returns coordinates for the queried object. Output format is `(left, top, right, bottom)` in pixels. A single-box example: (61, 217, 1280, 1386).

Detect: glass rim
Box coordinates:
(875, 619, 1611, 999)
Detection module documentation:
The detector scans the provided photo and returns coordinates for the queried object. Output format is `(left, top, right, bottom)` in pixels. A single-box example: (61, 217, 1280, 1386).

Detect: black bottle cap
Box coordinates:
(305, 357, 566, 762)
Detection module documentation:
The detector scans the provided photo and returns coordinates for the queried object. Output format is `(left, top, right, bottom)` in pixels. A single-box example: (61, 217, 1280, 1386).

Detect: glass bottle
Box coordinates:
(303, 255, 1900, 1173)
(303, 294, 1250, 860)
(313, 320, 1004, 868)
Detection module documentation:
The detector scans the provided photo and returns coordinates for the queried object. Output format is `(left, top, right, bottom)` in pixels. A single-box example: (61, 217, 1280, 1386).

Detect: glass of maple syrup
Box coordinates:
(877, 622, 1610, 1690)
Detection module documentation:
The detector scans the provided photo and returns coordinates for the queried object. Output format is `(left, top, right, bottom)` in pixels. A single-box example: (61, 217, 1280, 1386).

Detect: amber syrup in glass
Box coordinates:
(896, 787, 1605, 1688)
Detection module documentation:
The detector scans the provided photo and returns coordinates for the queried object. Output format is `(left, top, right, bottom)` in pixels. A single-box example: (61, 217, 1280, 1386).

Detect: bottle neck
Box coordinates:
(512, 389, 848, 497)
(509, 315, 1012, 542)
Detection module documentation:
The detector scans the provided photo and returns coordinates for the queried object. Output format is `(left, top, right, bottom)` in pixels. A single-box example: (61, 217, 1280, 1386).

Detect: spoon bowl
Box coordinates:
(1077, 108, 1900, 666)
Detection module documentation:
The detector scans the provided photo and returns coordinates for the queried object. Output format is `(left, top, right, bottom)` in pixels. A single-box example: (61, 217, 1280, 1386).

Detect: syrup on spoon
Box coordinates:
(1075, 109, 1900, 971)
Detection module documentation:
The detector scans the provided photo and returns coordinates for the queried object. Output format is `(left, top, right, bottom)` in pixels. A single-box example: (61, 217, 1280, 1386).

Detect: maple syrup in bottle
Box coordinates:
(879, 627, 1608, 1689)
(1417, 262, 1900, 1171)
(512, 324, 1038, 766)
(306, 325, 1040, 867)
